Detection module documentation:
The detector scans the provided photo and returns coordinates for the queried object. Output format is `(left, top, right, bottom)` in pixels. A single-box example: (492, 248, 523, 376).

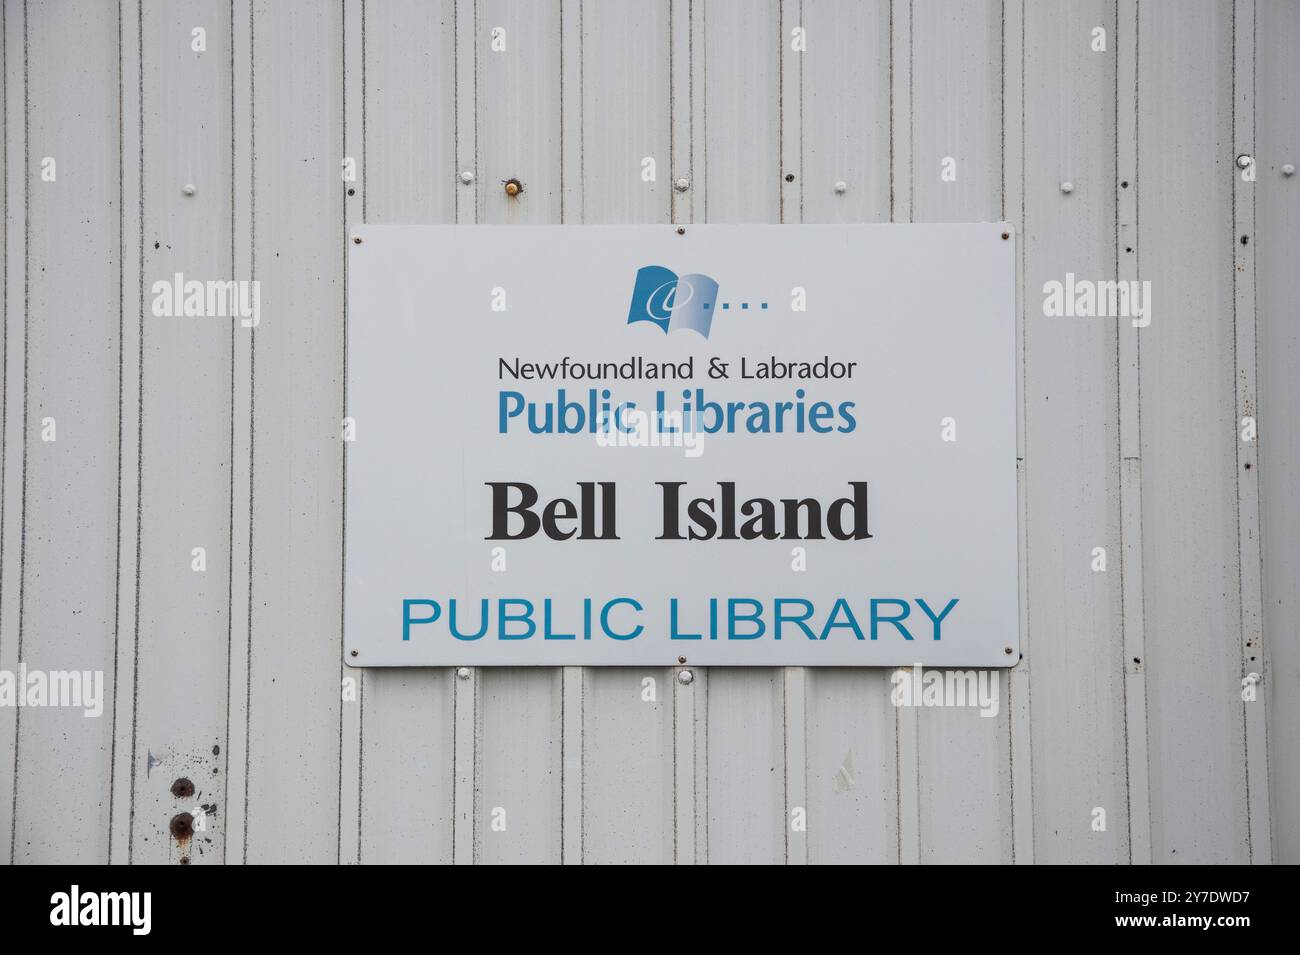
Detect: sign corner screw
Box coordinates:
(351, 235, 362, 245)
(350, 649, 359, 657)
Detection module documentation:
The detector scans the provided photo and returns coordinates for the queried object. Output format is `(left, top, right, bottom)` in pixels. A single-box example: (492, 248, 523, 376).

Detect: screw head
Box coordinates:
(182, 183, 196, 196)
(350, 648, 358, 657)
(504, 178, 522, 197)
(1283, 163, 1296, 177)
(675, 226, 685, 235)
(1004, 646, 1014, 655)
(1236, 154, 1253, 169)
(784, 172, 795, 183)
(459, 170, 475, 185)
(170, 812, 194, 840)
(674, 177, 690, 192)
(834, 180, 847, 194)
(677, 668, 694, 686)
(1001, 231, 1010, 241)
(1060, 181, 1074, 194)
(456, 666, 471, 680)
(351, 235, 362, 245)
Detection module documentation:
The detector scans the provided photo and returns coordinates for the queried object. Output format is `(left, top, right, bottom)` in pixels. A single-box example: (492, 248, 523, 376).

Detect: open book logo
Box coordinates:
(626, 265, 721, 339)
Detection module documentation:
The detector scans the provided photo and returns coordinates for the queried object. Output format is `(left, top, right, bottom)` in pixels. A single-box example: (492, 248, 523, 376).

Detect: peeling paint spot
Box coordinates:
(147, 751, 162, 777)
(833, 751, 856, 792)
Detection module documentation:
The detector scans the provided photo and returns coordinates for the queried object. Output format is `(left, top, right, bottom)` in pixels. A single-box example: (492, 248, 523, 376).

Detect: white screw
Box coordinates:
(677, 668, 694, 686)
(456, 666, 471, 679)
(1283, 163, 1296, 177)
(1060, 181, 1074, 194)
(674, 177, 690, 192)
(459, 170, 475, 185)
(834, 180, 847, 194)
(182, 183, 196, 196)
(1236, 154, 1253, 169)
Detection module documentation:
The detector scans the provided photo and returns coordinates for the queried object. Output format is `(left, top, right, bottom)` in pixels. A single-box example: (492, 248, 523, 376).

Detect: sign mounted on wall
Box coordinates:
(344, 224, 1018, 667)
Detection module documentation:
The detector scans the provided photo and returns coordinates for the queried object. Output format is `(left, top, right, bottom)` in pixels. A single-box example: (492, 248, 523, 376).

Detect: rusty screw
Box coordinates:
(1001, 231, 1010, 241)
(170, 777, 195, 800)
(170, 812, 194, 840)
(504, 178, 522, 197)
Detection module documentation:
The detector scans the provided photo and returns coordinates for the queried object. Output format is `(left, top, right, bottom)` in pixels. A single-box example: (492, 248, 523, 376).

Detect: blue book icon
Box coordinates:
(627, 265, 721, 338)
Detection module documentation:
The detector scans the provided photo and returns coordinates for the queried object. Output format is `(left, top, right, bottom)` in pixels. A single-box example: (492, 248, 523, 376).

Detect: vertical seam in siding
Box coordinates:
(1230, 0, 1270, 863)
(1117, 0, 1152, 865)
(224, 0, 236, 865)
(0, 0, 10, 867)
(243, 1, 256, 864)
(1010, 0, 1033, 865)
(337, 0, 367, 865)
(8, 0, 29, 864)
(108, 0, 124, 865)
(129, 0, 145, 864)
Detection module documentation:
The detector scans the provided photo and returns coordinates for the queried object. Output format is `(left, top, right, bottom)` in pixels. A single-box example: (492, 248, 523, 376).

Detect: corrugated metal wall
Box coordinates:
(0, 0, 1295, 864)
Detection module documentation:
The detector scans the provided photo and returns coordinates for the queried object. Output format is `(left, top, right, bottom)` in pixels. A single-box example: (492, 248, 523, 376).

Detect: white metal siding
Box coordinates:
(0, 0, 1294, 864)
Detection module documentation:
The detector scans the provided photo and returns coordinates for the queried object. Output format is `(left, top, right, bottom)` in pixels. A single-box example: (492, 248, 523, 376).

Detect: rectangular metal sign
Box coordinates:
(345, 224, 1018, 666)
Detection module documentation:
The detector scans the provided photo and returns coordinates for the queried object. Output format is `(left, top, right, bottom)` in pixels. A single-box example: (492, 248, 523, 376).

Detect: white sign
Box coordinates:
(345, 224, 1018, 667)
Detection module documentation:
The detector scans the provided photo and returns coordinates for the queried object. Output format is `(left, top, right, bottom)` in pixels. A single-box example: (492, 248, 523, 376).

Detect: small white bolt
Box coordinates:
(1060, 181, 1074, 194)
(674, 177, 690, 192)
(677, 668, 694, 686)
(833, 180, 847, 195)
(456, 666, 471, 679)
(1236, 154, 1253, 170)
(1283, 163, 1296, 177)
(459, 170, 475, 185)
(182, 183, 196, 196)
